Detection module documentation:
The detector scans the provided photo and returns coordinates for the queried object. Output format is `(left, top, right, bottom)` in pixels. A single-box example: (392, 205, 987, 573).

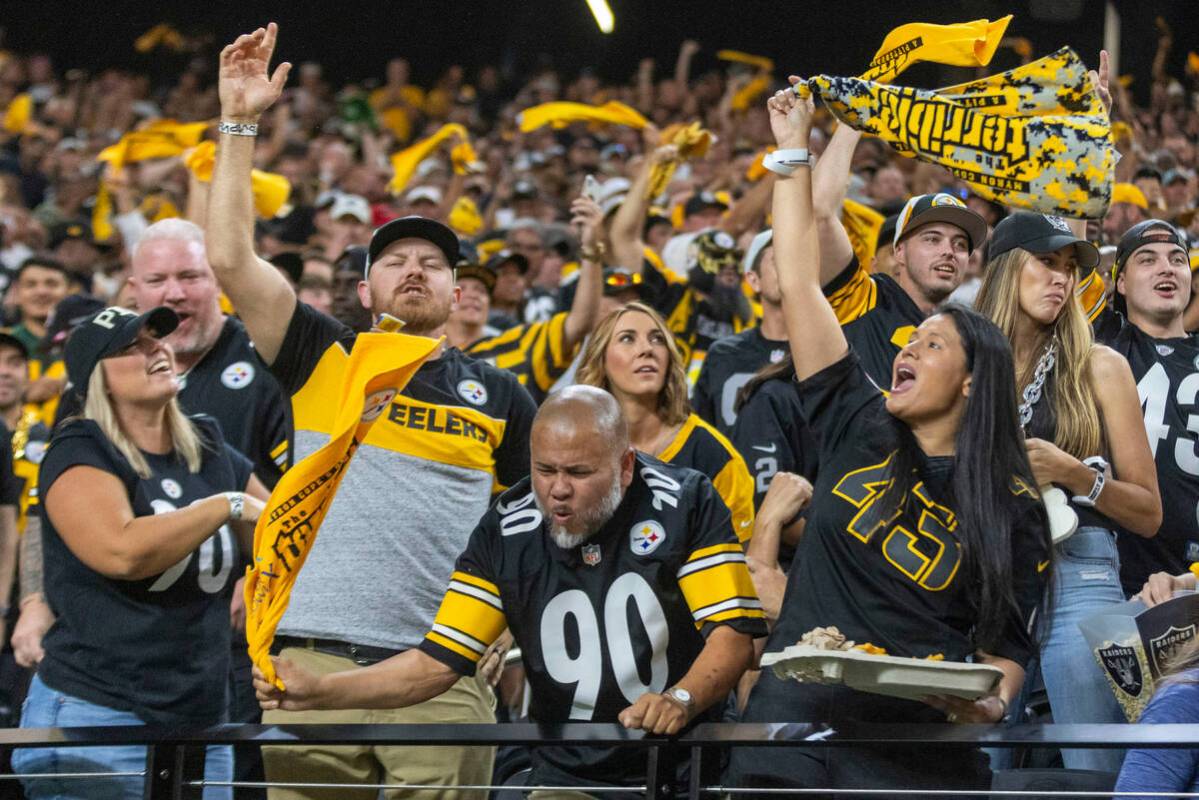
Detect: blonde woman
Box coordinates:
(976, 212, 1161, 773)
(13, 306, 269, 800)
(575, 302, 756, 541)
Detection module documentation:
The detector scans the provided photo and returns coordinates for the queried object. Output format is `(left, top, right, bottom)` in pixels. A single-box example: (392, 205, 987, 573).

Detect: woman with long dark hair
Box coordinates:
(726, 82, 1052, 795)
(975, 212, 1161, 773)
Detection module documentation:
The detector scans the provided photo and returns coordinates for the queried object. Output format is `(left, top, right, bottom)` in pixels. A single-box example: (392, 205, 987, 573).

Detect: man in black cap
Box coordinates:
(485, 248, 532, 329)
(808, 125, 989, 386)
(1089, 220, 1199, 596)
(208, 23, 536, 797)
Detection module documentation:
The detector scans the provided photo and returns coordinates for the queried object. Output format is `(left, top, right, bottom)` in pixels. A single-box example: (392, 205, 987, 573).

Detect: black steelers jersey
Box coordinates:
(1094, 308, 1199, 594)
(823, 256, 922, 388)
(731, 374, 820, 517)
(769, 350, 1049, 667)
(9, 411, 49, 532)
(691, 328, 790, 436)
(419, 454, 767, 790)
(465, 311, 577, 405)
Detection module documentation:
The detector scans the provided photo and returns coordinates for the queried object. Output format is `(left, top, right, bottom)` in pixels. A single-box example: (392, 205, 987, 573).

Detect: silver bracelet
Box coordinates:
(218, 120, 259, 137)
(224, 491, 245, 522)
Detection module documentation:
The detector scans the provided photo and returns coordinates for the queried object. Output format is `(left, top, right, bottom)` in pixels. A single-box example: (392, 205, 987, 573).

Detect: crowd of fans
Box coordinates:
(0, 12, 1195, 800)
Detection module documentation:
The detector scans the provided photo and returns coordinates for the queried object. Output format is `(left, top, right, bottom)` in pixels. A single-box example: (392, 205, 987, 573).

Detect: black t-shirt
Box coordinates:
(419, 454, 767, 791)
(691, 328, 790, 436)
(0, 424, 22, 507)
(731, 374, 820, 510)
(824, 256, 924, 388)
(55, 316, 291, 489)
(1094, 309, 1199, 594)
(37, 416, 252, 725)
(767, 350, 1048, 667)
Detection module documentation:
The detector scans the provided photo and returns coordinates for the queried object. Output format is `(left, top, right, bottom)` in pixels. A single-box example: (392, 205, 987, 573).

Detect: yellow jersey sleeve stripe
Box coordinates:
(528, 322, 556, 392)
(711, 456, 756, 545)
(425, 631, 482, 663)
(449, 570, 502, 599)
(270, 440, 289, 459)
(690, 596, 764, 623)
(430, 590, 508, 655)
(1076, 268, 1107, 323)
(546, 312, 569, 369)
(825, 269, 878, 324)
(430, 623, 490, 656)
(702, 607, 767, 625)
(687, 542, 745, 563)
(678, 550, 747, 579)
(679, 560, 760, 621)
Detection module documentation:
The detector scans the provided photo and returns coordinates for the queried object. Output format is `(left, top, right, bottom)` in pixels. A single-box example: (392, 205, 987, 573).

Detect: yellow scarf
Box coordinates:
(806, 48, 1114, 218)
(388, 123, 474, 195)
(717, 50, 775, 73)
(96, 120, 210, 170)
(516, 100, 649, 133)
(183, 141, 292, 218)
(842, 198, 885, 269)
(134, 23, 185, 53)
(861, 16, 1012, 84)
(245, 332, 440, 689)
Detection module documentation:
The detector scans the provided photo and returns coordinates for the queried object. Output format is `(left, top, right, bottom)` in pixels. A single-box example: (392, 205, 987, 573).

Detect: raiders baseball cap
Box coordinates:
(987, 212, 1100, 269)
(366, 216, 460, 278)
(1113, 219, 1189, 279)
(893, 193, 988, 253)
(65, 306, 178, 396)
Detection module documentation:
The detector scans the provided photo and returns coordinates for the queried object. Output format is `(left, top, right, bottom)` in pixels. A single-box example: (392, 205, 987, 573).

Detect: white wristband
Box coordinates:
(1072, 456, 1108, 508)
(218, 120, 259, 137)
(763, 148, 811, 176)
(224, 491, 245, 521)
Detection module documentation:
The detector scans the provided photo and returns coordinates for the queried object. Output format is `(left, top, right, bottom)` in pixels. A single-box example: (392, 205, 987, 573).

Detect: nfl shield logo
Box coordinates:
(582, 544, 602, 566)
(1098, 643, 1143, 697)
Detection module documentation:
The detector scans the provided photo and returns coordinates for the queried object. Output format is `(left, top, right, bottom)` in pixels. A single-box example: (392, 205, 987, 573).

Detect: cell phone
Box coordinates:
(582, 174, 602, 202)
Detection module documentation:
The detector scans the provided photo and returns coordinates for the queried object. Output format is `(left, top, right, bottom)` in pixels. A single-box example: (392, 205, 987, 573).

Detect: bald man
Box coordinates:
(256, 386, 766, 798)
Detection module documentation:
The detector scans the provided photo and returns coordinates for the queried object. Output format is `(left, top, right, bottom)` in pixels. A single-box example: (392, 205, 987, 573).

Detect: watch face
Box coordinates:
(672, 687, 692, 703)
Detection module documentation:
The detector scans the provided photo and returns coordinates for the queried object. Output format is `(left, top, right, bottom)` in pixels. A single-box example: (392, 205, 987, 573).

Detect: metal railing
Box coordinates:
(2, 721, 1198, 798)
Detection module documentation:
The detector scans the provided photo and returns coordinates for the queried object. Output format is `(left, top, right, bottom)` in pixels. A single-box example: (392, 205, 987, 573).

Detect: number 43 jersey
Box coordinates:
(1095, 312, 1199, 595)
(419, 454, 768, 786)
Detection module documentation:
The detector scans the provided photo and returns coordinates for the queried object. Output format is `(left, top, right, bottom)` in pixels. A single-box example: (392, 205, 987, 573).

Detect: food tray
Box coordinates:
(761, 645, 1003, 701)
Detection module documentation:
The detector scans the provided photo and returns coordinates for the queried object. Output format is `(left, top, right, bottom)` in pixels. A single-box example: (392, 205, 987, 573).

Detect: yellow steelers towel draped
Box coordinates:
(805, 48, 1114, 218)
(244, 332, 440, 689)
(388, 122, 476, 195)
(862, 17, 1012, 84)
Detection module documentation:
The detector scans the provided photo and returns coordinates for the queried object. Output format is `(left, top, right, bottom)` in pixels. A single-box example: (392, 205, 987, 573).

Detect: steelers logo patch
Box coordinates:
(931, 193, 965, 208)
(361, 389, 396, 421)
(457, 379, 488, 406)
(714, 231, 736, 250)
(160, 479, 182, 499)
(630, 520, 666, 556)
(221, 361, 255, 390)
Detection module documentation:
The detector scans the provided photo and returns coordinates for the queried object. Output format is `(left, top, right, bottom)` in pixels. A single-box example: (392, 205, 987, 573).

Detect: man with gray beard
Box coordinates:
(256, 386, 766, 799)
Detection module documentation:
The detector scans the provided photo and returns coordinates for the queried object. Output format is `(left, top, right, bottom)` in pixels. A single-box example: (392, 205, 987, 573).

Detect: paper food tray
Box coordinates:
(761, 645, 1003, 701)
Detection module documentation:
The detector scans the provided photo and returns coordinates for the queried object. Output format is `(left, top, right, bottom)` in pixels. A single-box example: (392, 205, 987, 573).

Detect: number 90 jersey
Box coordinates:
(418, 454, 767, 785)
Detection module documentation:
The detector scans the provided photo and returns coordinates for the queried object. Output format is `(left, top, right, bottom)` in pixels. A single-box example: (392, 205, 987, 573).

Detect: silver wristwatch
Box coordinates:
(664, 686, 694, 713)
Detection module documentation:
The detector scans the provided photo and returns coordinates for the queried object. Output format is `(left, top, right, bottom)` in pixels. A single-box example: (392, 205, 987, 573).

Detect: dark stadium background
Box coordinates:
(1, 0, 1191, 103)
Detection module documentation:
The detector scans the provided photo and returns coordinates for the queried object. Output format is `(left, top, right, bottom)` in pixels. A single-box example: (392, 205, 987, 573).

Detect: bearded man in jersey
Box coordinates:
(256, 386, 766, 799)
(1092, 220, 1199, 594)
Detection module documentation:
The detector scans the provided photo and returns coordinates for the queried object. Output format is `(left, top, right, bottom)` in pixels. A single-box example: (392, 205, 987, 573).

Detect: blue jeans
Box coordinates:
(13, 674, 232, 800)
(1039, 526, 1127, 773)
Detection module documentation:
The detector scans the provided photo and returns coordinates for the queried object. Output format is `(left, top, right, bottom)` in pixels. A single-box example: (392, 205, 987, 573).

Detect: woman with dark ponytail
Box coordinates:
(726, 80, 1052, 796)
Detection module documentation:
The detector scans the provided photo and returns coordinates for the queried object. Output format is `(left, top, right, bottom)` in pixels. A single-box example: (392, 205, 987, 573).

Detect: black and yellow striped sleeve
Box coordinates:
(466, 313, 574, 404)
(419, 569, 509, 675)
(822, 255, 878, 325)
(1075, 267, 1107, 324)
(677, 543, 766, 631)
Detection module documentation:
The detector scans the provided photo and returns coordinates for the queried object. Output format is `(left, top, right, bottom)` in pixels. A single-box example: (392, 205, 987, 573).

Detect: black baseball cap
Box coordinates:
(484, 249, 530, 275)
(1113, 219, 1188, 279)
(366, 216, 460, 278)
(0, 331, 28, 360)
(268, 252, 305, 286)
(986, 212, 1100, 269)
(46, 293, 107, 349)
(64, 306, 178, 396)
(893, 193, 988, 253)
(49, 219, 99, 250)
(684, 191, 728, 217)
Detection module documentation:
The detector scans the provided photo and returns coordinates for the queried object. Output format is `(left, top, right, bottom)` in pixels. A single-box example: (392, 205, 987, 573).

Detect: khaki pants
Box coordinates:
(262, 648, 496, 800)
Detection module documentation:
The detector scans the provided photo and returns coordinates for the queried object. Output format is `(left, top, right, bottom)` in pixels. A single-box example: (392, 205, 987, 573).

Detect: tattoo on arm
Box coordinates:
(19, 515, 44, 601)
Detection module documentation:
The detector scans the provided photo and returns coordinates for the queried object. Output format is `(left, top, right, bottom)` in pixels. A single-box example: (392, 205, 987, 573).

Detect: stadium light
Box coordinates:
(584, 0, 615, 33)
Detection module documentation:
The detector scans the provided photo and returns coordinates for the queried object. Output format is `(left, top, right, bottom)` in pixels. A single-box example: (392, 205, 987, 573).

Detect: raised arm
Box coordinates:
(812, 123, 862, 286)
(562, 195, 605, 349)
(769, 80, 848, 381)
(206, 23, 296, 365)
(609, 139, 675, 271)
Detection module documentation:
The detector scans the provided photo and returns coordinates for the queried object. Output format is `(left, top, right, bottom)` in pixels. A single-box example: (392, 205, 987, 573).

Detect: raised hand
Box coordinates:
(1088, 50, 1112, 116)
(570, 196, 604, 252)
(767, 76, 814, 149)
(218, 22, 292, 122)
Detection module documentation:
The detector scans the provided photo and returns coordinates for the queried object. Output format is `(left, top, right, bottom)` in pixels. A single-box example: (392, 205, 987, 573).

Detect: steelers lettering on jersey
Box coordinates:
(387, 400, 490, 442)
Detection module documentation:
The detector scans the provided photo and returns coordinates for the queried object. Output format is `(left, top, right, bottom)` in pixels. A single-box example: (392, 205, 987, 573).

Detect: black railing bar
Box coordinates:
(710, 791, 1199, 797)
(189, 780, 647, 793)
(5, 722, 1199, 749)
(0, 772, 144, 781)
